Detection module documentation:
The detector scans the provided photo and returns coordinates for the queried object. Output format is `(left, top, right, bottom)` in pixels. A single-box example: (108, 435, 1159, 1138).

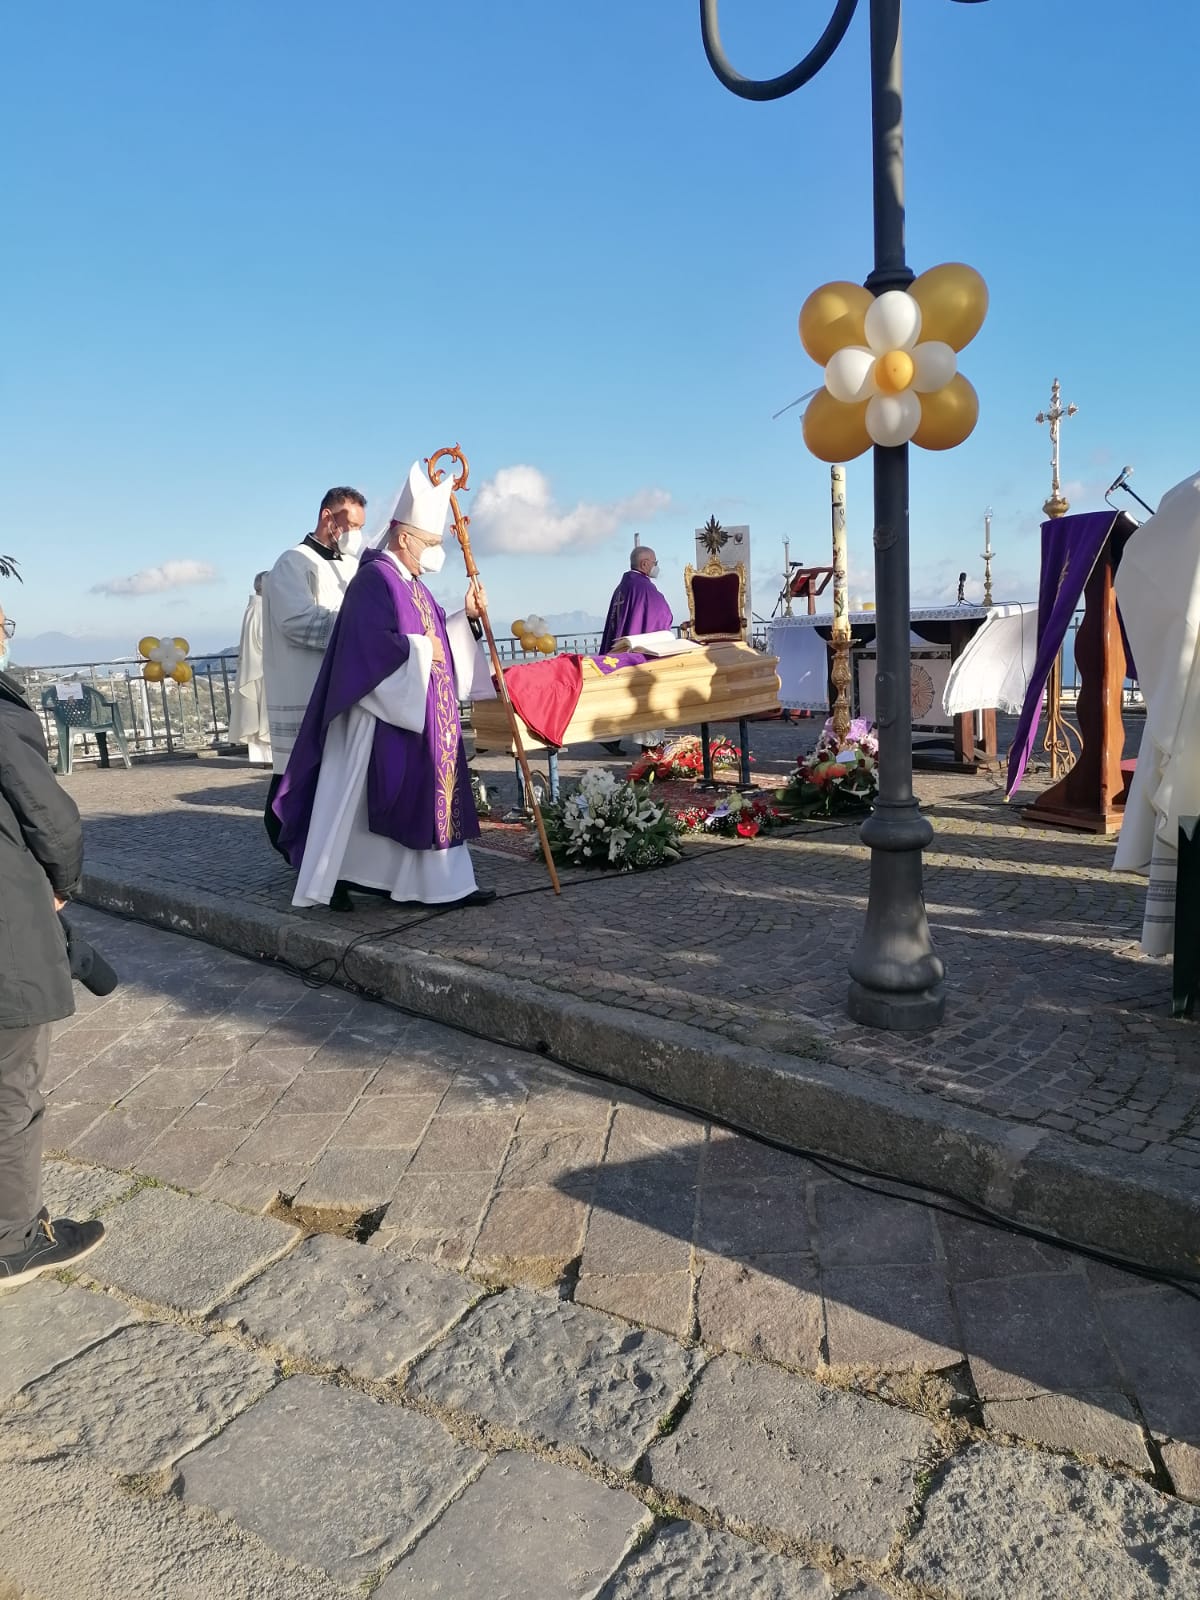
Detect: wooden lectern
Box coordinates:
(1023, 511, 1138, 834)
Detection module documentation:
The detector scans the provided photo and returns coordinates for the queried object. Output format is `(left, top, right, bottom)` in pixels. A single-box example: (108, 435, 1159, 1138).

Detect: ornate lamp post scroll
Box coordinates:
(699, 0, 987, 1030)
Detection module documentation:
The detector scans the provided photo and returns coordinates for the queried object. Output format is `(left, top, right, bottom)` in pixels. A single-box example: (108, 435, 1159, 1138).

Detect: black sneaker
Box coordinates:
(0, 1216, 105, 1290)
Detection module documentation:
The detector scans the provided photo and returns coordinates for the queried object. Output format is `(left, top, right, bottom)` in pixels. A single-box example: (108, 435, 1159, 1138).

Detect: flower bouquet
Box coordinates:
(627, 734, 746, 783)
(776, 717, 879, 820)
(675, 790, 784, 840)
(539, 767, 682, 872)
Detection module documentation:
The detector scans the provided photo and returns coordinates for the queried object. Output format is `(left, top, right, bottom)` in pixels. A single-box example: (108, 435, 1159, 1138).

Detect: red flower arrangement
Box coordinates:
(675, 792, 784, 840)
(627, 734, 747, 784)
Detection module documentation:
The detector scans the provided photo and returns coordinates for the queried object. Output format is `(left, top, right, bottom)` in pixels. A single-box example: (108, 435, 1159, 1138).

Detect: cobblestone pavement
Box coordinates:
(17, 907, 1198, 1596)
(63, 719, 1200, 1188)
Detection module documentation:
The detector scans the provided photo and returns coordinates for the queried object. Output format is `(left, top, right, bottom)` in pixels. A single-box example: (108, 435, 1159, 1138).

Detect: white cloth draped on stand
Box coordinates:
(942, 604, 1038, 718)
(1112, 470, 1200, 955)
(227, 592, 272, 763)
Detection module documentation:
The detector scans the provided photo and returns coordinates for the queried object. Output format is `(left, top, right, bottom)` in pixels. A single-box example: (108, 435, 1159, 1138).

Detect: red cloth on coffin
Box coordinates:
(502, 655, 585, 745)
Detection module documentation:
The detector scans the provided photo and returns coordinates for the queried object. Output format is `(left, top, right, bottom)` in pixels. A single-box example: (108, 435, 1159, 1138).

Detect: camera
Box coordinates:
(59, 915, 119, 997)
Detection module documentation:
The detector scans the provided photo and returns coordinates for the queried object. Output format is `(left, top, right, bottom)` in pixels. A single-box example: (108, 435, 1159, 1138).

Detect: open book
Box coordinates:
(612, 630, 701, 657)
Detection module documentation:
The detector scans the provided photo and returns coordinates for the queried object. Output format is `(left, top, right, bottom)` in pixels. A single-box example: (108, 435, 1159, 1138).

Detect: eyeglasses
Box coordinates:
(1, 620, 14, 639)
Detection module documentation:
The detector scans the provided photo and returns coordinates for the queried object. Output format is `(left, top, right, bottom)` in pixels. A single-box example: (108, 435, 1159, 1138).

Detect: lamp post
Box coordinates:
(700, 0, 986, 1030)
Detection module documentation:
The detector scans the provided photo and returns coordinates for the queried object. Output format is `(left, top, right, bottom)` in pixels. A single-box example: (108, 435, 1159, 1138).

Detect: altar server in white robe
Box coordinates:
(1113, 469, 1200, 954)
(261, 486, 367, 847)
(227, 573, 272, 764)
(272, 462, 497, 911)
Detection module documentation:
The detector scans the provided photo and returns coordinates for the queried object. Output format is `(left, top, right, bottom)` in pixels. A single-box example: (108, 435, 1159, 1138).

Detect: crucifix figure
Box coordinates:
(1035, 378, 1078, 520)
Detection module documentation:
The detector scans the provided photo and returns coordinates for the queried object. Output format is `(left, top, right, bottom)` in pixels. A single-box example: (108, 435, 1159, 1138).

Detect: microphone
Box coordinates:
(1106, 465, 1133, 497)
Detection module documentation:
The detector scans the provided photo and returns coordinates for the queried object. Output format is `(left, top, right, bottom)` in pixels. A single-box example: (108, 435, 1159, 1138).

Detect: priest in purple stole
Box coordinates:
(273, 461, 497, 910)
(599, 546, 673, 653)
(598, 545, 674, 752)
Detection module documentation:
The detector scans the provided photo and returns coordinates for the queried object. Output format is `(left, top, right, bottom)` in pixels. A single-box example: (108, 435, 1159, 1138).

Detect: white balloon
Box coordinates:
(911, 340, 957, 394)
(866, 391, 921, 448)
(149, 645, 165, 664)
(865, 290, 922, 355)
(824, 345, 876, 405)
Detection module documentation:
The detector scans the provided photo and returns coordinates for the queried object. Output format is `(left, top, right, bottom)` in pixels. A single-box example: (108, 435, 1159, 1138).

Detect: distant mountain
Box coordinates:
(542, 611, 605, 635)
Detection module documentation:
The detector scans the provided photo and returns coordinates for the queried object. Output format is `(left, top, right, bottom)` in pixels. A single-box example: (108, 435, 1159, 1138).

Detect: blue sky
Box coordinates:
(3, 0, 1197, 655)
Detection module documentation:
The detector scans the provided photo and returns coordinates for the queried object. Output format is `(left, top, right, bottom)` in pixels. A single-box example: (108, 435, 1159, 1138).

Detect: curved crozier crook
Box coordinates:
(426, 444, 470, 492)
(699, 0, 859, 102)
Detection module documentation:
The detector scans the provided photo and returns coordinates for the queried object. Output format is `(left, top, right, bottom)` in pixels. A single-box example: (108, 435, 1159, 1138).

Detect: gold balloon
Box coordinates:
(137, 635, 159, 660)
(875, 349, 915, 394)
(798, 281, 873, 365)
(172, 636, 190, 655)
(511, 619, 528, 637)
(536, 634, 556, 654)
(802, 390, 871, 463)
(909, 263, 988, 352)
(913, 374, 979, 451)
(143, 661, 165, 683)
(171, 662, 193, 685)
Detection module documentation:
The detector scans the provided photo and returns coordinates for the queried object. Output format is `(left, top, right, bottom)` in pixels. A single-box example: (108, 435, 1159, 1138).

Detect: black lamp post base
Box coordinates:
(846, 978, 946, 1032)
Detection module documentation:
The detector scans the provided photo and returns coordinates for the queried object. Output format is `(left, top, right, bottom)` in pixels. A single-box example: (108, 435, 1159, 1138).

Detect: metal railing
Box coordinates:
(14, 656, 238, 764)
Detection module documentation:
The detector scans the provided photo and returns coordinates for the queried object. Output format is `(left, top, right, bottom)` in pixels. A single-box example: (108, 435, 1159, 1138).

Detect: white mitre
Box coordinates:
(377, 460, 454, 547)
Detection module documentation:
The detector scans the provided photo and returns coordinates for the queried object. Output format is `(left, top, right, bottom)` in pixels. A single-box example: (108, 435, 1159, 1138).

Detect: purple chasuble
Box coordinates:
(274, 547, 479, 865)
(599, 571, 673, 654)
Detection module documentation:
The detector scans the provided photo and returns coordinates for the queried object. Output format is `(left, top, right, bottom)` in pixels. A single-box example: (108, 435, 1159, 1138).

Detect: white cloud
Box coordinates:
(91, 560, 219, 597)
(469, 465, 670, 556)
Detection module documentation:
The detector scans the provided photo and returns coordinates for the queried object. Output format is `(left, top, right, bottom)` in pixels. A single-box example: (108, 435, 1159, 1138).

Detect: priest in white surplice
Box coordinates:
(272, 462, 497, 912)
(227, 573, 272, 765)
(261, 486, 367, 848)
(1112, 469, 1200, 954)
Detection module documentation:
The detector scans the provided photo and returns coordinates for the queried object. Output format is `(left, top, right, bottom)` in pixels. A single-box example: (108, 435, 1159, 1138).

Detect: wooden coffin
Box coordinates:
(471, 643, 781, 753)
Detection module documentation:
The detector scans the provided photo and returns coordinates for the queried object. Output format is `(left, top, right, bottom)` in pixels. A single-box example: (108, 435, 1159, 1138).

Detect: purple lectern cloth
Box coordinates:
(274, 548, 479, 861)
(598, 571, 673, 654)
(1005, 511, 1120, 798)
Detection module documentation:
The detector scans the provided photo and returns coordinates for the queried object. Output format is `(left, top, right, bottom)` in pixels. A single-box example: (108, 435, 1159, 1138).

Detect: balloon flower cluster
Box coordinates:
(799, 263, 988, 463)
(137, 635, 193, 685)
(511, 615, 557, 656)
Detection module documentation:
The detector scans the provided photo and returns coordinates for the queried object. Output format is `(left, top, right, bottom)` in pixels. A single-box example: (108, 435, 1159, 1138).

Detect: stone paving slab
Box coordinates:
(981, 1391, 1152, 1472)
(0, 1279, 135, 1405)
(39, 1157, 137, 1218)
(1096, 1286, 1200, 1447)
(215, 1233, 480, 1379)
(955, 1273, 1125, 1401)
(377, 1450, 646, 1598)
(0, 1450, 350, 1600)
(599, 1520, 837, 1599)
(643, 1354, 937, 1561)
(83, 1184, 300, 1313)
(407, 1286, 698, 1470)
(900, 1441, 1200, 1599)
(0, 1320, 276, 1474)
(178, 1375, 484, 1585)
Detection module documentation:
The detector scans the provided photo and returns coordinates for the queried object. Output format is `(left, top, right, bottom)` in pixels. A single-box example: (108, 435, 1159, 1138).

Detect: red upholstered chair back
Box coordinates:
(685, 558, 747, 643)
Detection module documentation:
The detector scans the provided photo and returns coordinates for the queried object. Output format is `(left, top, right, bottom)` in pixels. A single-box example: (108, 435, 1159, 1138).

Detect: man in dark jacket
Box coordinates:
(0, 600, 105, 1287)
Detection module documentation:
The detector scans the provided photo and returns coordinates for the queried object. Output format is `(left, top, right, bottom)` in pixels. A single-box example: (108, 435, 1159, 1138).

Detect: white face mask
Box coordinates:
(417, 541, 446, 575)
(649, 564, 660, 580)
